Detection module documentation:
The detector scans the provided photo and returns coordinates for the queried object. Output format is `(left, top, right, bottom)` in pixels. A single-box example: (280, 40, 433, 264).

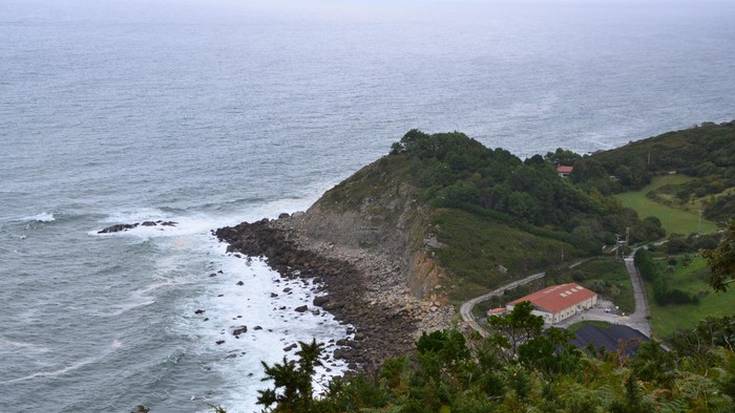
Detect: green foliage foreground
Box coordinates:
(247, 304, 735, 413)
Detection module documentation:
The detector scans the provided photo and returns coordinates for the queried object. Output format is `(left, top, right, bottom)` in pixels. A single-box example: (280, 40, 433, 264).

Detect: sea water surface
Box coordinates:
(1, 1, 735, 411)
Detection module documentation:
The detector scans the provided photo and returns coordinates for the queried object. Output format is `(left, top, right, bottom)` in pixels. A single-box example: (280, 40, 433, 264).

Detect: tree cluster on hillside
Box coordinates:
(663, 232, 722, 255)
(635, 249, 700, 306)
(243, 305, 734, 413)
(389, 130, 664, 250)
(703, 220, 735, 292)
(579, 121, 735, 190)
(569, 121, 735, 222)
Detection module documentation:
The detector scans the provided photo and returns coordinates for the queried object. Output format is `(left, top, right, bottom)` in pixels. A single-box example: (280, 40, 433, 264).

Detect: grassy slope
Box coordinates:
(647, 256, 735, 338)
(564, 257, 634, 314)
(615, 175, 717, 235)
(431, 208, 582, 303)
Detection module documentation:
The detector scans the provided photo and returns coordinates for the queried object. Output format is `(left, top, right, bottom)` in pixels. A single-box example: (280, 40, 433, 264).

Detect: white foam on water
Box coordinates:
(87, 185, 349, 411)
(183, 238, 351, 413)
(88, 187, 328, 239)
(21, 212, 55, 222)
(0, 337, 49, 354)
(0, 339, 123, 385)
(86, 189, 348, 410)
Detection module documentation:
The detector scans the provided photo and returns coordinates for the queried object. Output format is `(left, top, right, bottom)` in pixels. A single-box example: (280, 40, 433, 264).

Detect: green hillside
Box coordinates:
(647, 256, 735, 338)
(572, 121, 735, 232)
(319, 130, 665, 300)
(615, 175, 718, 234)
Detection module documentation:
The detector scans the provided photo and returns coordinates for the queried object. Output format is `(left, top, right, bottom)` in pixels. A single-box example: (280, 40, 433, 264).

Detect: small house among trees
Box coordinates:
(556, 165, 574, 178)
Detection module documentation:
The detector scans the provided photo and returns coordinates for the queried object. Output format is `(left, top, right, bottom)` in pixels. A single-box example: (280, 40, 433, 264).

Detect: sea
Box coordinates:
(1, 0, 734, 411)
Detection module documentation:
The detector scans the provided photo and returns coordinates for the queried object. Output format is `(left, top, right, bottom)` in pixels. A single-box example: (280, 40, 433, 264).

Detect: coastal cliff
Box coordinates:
(216, 155, 455, 370)
(216, 129, 672, 370)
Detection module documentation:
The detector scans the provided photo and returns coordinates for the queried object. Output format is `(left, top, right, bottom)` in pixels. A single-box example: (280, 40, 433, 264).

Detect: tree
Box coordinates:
(487, 301, 544, 359)
(257, 339, 324, 413)
(518, 327, 580, 376)
(544, 148, 581, 166)
(703, 220, 735, 292)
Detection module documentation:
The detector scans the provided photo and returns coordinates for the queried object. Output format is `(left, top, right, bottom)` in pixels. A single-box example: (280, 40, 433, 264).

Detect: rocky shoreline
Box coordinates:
(215, 213, 453, 372)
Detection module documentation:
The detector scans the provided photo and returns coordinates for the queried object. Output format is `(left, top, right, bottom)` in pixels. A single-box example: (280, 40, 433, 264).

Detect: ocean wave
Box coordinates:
(0, 337, 49, 354)
(22, 212, 55, 222)
(0, 339, 122, 385)
(97, 279, 189, 317)
(185, 240, 351, 411)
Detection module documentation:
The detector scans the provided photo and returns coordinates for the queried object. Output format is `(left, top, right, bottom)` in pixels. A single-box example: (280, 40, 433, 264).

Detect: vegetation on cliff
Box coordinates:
(318, 129, 664, 299)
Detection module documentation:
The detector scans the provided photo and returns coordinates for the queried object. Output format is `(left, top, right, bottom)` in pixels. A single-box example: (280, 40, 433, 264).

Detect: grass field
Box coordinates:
(647, 256, 735, 338)
(615, 175, 717, 235)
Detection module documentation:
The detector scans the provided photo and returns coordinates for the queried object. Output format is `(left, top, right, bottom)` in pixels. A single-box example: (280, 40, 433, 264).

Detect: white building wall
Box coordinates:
(507, 293, 598, 324)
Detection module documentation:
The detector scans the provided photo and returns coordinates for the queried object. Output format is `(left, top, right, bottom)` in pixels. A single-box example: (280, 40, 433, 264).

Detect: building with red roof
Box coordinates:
(506, 282, 597, 324)
(556, 165, 574, 177)
(486, 307, 506, 317)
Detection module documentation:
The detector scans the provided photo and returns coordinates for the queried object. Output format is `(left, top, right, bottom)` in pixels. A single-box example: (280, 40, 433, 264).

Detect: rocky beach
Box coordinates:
(215, 212, 454, 372)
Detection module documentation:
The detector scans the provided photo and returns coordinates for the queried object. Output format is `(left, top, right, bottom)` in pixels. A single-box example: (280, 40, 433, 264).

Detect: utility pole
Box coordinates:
(698, 209, 703, 234)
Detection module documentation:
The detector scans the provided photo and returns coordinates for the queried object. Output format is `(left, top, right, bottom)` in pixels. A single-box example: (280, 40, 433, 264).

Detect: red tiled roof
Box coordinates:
(509, 283, 596, 314)
(557, 165, 574, 174)
(487, 307, 506, 316)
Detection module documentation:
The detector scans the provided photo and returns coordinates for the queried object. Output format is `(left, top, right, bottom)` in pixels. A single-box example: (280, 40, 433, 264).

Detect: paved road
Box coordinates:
(555, 256, 651, 336)
(622, 254, 651, 335)
(460, 255, 651, 338)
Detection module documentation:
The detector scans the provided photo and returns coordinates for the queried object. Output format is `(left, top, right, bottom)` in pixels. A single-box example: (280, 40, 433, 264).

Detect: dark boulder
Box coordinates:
(231, 325, 248, 336)
(295, 305, 308, 313)
(313, 296, 329, 306)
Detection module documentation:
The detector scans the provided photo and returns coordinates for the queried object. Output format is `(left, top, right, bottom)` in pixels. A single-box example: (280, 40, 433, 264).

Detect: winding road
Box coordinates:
(459, 271, 546, 338)
(460, 254, 651, 337)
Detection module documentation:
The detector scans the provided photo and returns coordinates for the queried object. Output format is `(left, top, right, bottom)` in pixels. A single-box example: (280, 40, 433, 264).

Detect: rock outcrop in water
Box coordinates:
(97, 220, 177, 234)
